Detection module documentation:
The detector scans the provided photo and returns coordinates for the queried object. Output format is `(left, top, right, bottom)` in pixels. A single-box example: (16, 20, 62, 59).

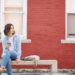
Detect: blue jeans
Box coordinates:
(1, 51, 17, 75)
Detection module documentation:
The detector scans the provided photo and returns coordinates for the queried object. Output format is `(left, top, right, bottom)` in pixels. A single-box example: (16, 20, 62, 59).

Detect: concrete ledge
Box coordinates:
(0, 39, 31, 43)
(12, 69, 75, 73)
(61, 39, 75, 43)
(3, 69, 75, 73)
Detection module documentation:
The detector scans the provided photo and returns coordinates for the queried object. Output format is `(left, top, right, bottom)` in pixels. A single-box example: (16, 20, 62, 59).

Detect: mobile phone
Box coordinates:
(7, 41, 11, 46)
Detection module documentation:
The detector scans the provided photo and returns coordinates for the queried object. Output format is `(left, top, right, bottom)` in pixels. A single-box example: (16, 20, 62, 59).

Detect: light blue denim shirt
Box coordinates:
(1, 34, 22, 59)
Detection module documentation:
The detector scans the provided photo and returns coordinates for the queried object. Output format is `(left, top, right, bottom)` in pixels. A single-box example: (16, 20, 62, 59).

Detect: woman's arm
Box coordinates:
(2, 36, 11, 50)
(15, 35, 22, 60)
(2, 37, 6, 51)
(1, 36, 8, 57)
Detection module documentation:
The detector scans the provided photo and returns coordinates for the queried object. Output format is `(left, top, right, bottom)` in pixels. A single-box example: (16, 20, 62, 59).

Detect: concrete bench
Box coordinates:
(12, 60, 58, 73)
(0, 59, 58, 74)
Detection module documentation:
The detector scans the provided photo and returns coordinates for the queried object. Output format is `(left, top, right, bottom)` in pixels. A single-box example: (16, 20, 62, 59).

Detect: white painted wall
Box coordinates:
(4, 0, 23, 34)
(4, 0, 23, 7)
(5, 13, 22, 34)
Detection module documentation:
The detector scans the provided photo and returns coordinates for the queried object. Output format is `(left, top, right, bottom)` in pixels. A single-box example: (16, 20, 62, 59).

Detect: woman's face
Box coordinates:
(9, 25, 15, 34)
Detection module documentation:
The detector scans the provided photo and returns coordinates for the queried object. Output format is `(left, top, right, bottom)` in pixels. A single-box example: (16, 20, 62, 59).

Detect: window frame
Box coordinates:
(0, 0, 31, 43)
(61, 0, 75, 43)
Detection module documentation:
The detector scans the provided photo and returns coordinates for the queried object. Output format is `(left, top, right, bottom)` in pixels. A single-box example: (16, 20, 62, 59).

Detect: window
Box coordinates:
(61, 0, 75, 43)
(0, 0, 31, 43)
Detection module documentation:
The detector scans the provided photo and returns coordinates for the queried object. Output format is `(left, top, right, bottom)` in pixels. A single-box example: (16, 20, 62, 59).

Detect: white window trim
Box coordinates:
(0, 0, 31, 43)
(61, 0, 75, 43)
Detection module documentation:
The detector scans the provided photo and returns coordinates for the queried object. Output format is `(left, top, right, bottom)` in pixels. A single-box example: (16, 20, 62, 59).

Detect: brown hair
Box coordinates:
(4, 23, 15, 36)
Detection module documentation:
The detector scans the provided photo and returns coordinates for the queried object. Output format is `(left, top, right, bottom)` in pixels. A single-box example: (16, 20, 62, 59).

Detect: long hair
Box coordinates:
(4, 23, 15, 36)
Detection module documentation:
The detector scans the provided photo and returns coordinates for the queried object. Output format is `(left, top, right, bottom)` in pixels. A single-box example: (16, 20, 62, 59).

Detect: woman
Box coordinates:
(0, 23, 22, 75)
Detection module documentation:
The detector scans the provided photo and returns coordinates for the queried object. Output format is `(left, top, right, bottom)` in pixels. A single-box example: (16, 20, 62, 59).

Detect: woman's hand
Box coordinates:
(16, 59, 20, 63)
(5, 43, 11, 49)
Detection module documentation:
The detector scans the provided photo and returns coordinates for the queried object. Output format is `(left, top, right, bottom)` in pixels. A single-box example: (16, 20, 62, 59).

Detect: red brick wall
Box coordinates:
(0, 0, 75, 69)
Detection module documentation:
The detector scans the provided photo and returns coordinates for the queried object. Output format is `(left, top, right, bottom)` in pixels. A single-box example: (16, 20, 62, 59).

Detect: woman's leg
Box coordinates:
(10, 51, 17, 60)
(6, 59, 12, 75)
(0, 51, 17, 75)
(6, 51, 17, 75)
(1, 51, 10, 69)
